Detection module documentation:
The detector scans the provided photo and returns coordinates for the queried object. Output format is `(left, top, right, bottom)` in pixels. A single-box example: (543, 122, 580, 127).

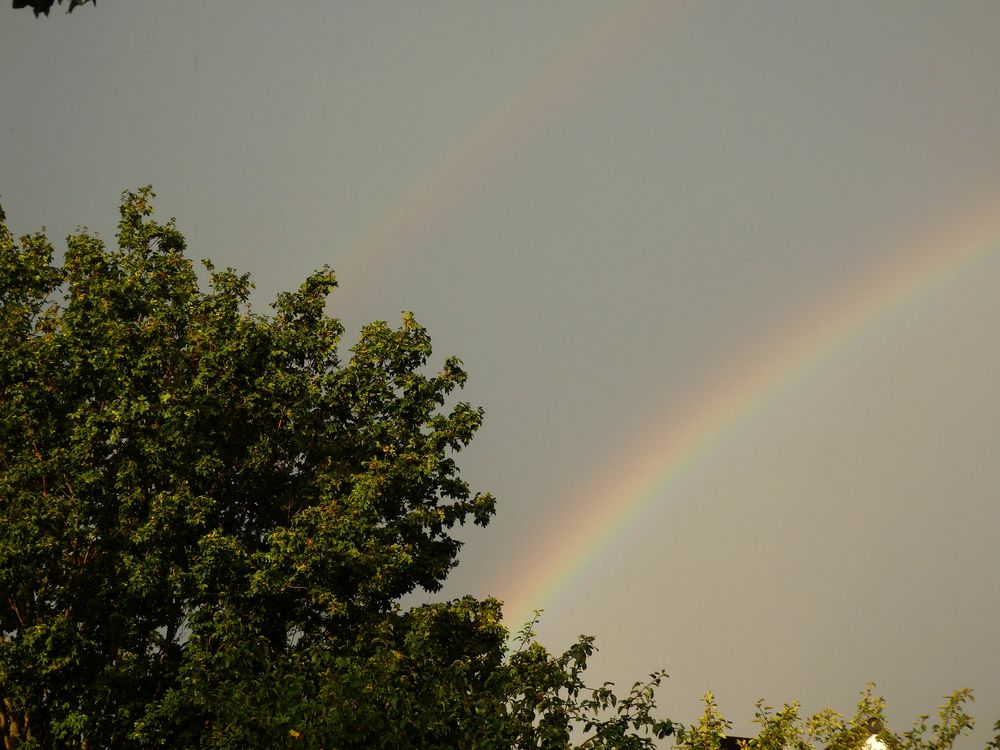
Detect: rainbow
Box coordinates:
(496, 197, 1000, 628)
(331, 1, 676, 300)
(312, 1, 1000, 631)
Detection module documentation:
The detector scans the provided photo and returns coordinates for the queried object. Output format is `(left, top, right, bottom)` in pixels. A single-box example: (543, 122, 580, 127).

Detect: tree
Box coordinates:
(0, 188, 674, 748)
(10, 0, 93, 17)
(8, 190, 994, 750)
(676, 684, 999, 750)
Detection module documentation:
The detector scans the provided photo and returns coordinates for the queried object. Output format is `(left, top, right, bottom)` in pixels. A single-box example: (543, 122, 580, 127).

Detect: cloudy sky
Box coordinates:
(3, 2, 1000, 743)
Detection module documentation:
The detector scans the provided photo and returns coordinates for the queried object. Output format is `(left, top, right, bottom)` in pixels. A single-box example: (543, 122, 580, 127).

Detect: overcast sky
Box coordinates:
(3, 2, 1000, 744)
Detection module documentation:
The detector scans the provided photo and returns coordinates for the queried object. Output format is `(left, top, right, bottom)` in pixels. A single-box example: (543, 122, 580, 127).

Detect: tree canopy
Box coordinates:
(11, 0, 92, 17)
(679, 685, 1000, 750)
(0, 189, 674, 748)
(2, 190, 996, 750)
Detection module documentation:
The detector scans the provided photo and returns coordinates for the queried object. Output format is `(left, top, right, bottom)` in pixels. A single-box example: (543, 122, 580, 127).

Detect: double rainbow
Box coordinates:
(321, 3, 1000, 629)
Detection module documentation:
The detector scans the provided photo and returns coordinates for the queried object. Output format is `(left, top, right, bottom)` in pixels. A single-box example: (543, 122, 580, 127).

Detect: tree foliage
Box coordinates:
(4, 189, 997, 750)
(12, 0, 91, 18)
(11, 0, 92, 17)
(0, 189, 673, 748)
(677, 684, 998, 750)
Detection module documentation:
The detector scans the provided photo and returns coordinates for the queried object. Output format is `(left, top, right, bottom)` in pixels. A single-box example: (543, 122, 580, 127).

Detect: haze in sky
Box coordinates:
(3, 2, 1000, 744)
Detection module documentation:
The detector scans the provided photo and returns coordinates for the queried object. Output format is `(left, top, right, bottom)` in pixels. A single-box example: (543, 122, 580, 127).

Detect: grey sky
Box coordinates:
(3, 2, 1000, 744)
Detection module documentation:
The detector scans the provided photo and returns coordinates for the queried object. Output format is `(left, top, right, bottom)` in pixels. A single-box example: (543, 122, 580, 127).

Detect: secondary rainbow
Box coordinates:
(330, 2, 675, 301)
(497, 198, 1000, 628)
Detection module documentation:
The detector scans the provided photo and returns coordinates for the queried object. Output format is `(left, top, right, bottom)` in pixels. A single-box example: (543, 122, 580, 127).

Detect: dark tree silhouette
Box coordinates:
(11, 0, 93, 17)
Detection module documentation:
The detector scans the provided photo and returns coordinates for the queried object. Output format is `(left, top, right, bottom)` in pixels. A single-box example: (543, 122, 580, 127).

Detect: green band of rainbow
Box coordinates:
(497, 200, 1000, 627)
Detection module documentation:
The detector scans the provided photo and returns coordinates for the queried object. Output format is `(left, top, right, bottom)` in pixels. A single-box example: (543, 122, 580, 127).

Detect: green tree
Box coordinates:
(11, 0, 92, 17)
(676, 684, 997, 750)
(0, 189, 673, 748)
